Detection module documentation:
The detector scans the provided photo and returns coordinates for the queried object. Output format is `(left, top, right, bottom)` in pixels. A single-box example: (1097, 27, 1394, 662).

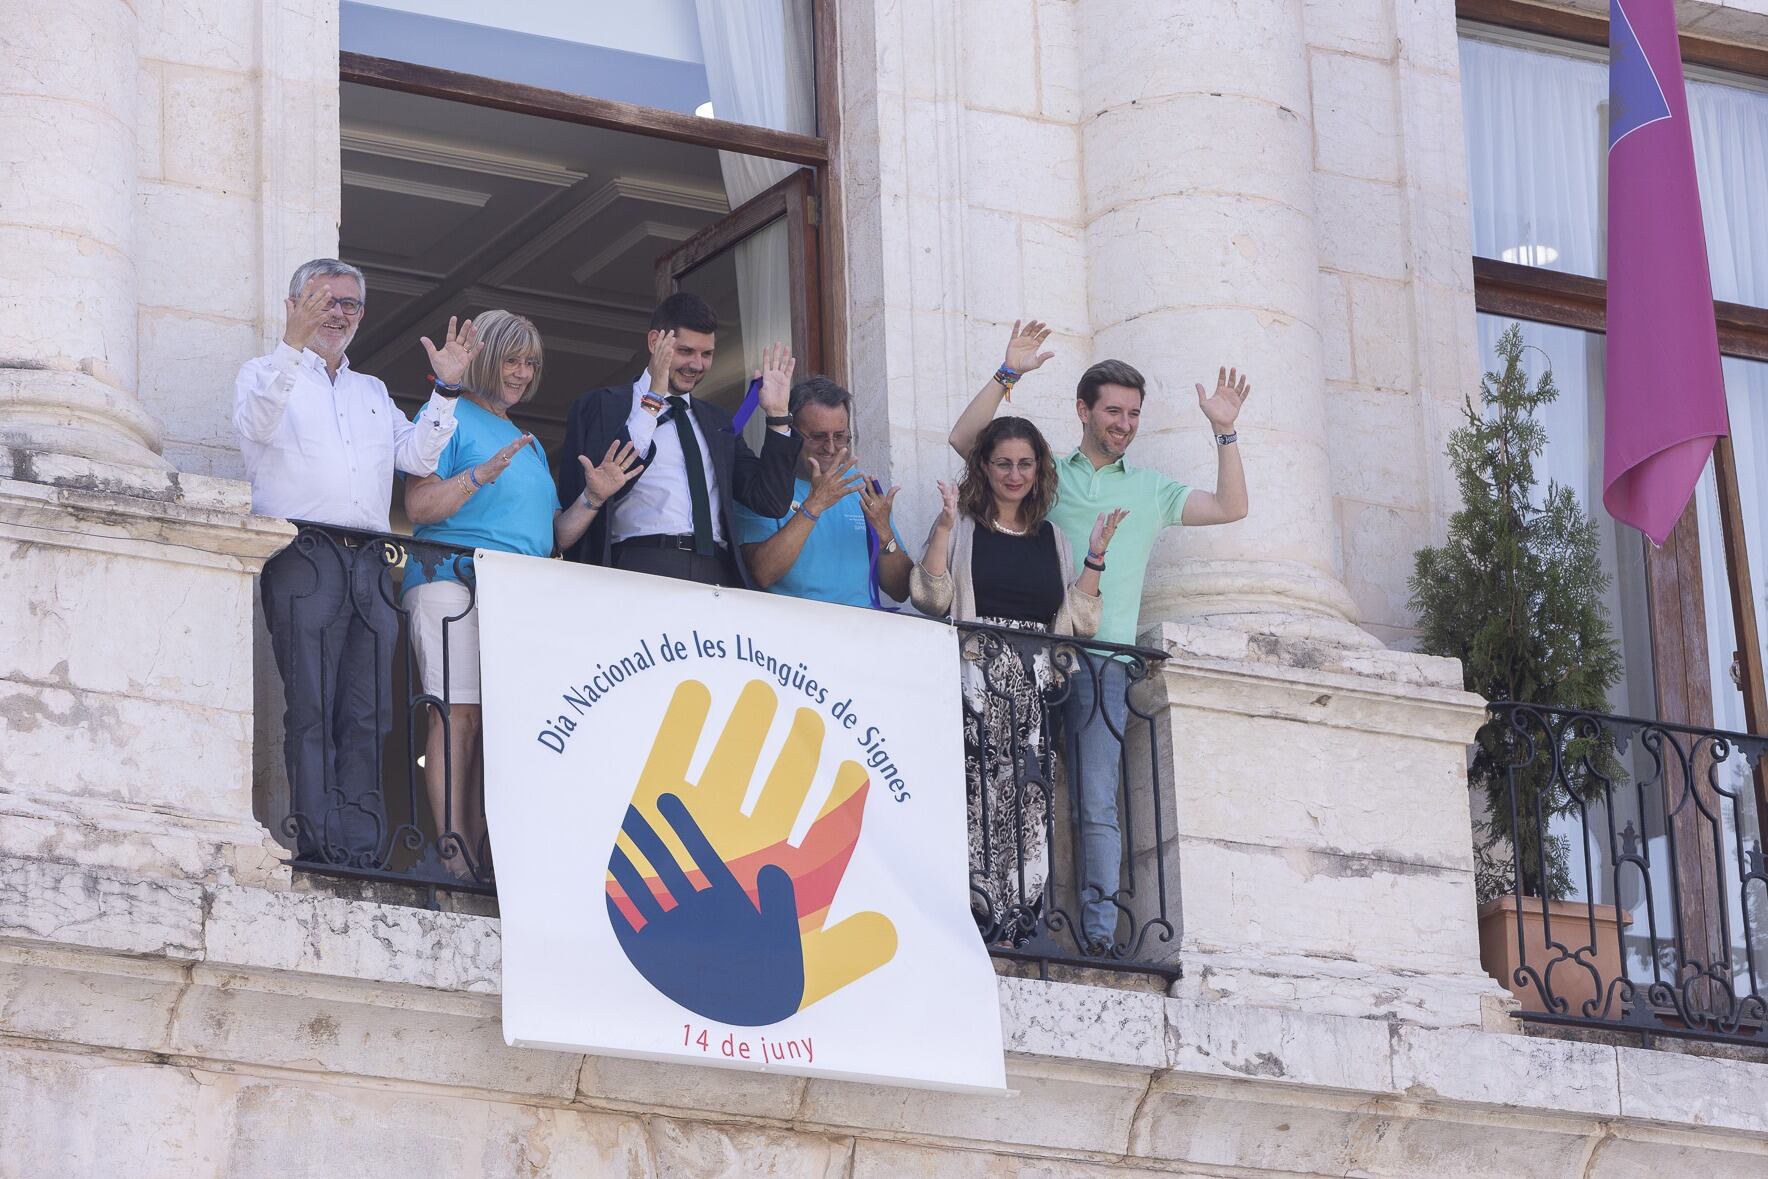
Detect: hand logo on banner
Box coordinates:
(605, 680, 898, 1026)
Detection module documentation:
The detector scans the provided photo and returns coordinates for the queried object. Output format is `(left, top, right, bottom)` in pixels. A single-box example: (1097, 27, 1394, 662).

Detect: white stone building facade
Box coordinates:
(4, 0, 1768, 1174)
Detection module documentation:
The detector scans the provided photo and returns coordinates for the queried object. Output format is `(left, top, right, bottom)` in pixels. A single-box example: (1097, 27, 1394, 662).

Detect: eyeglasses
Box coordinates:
(988, 459, 1039, 475)
(803, 431, 853, 448)
(326, 297, 366, 317)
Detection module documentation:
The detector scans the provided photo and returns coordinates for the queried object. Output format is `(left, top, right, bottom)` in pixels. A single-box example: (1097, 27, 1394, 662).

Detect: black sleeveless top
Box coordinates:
(970, 520, 1063, 624)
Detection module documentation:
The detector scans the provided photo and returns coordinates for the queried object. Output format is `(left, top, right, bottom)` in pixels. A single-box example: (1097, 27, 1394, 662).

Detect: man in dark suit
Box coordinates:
(556, 293, 801, 587)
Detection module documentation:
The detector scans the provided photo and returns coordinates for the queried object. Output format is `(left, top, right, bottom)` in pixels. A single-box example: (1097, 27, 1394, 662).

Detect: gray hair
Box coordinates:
(288, 258, 367, 301)
(788, 375, 853, 418)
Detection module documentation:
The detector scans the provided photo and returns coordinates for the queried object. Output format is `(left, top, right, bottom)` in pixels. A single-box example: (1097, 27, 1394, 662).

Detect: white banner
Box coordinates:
(476, 552, 1007, 1092)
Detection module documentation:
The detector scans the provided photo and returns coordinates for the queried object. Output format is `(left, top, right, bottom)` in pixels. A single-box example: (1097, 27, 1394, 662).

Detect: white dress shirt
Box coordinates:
(611, 374, 727, 545)
(233, 341, 458, 531)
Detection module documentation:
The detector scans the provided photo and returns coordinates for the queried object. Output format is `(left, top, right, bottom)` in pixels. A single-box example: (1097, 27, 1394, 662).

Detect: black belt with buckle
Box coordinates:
(615, 533, 727, 554)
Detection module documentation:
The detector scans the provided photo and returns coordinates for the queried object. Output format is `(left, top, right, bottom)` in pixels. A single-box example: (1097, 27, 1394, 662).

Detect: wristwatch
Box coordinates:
(1215, 430, 1238, 446)
(882, 537, 900, 555)
(765, 414, 793, 427)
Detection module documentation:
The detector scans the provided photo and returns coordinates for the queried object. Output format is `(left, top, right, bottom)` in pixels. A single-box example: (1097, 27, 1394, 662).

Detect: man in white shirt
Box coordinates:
(234, 258, 460, 865)
(555, 293, 801, 587)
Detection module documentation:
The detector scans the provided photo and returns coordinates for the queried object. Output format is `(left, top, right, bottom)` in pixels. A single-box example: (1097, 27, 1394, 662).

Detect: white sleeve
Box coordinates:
(232, 342, 302, 444)
(626, 396, 662, 455)
(392, 387, 459, 475)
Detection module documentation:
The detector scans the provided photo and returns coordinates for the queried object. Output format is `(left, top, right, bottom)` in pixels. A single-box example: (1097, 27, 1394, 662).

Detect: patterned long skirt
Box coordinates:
(963, 617, 1059, 945)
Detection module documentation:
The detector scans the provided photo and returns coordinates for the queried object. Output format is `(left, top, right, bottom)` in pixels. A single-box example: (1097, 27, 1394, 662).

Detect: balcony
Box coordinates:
(12, 491, 1768, 1174)
(263, 522, 1182, 978)
(1480, 701, 1768, 1046)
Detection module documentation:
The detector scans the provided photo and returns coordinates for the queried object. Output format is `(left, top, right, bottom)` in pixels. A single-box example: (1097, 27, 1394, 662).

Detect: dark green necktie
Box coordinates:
(666, 396, 715, 556)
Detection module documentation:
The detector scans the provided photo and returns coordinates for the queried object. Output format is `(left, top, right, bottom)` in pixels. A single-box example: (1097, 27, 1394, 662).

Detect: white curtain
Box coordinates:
(694, 0, 815, 443)
(1460, 38, 1607, 276)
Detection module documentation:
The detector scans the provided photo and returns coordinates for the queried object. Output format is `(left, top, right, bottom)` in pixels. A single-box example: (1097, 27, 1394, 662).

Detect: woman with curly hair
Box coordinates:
(910, 416, 1126, 943)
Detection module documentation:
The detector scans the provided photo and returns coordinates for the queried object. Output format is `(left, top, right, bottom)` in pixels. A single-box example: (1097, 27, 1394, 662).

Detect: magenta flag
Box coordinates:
(1602, 0, 1728, 546)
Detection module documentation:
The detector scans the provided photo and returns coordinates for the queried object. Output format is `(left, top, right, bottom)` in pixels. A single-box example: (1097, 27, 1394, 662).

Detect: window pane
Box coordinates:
(1696, 357, 1768, 735)
(342, 0, 816, 135)
(1692, 358, 1768, 993)
(676, 217, 792, 416)
(1461, 36, 1606, 278)
(1474, 315, 1657, 719)
(1460, 30, 1768, 306)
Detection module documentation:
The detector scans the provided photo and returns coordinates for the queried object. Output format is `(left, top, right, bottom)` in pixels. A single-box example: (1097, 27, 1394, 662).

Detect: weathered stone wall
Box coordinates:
(132, 0, 341, 477)
(6, 879, 1768, 1177)
(836, 0, 1477, 644)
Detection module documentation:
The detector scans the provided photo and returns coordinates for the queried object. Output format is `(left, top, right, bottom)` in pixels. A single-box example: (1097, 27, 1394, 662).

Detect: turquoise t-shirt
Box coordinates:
(1047, 450, 1191, 647)
(734, 477, 900, 609)
(404, 397, 555, 590)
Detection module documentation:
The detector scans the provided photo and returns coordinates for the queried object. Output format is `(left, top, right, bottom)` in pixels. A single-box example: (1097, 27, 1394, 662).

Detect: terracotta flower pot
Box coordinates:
(1478, 895, 1632, 1019)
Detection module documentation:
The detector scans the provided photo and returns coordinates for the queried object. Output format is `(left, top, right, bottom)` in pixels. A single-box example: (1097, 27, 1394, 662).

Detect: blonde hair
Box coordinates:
(462, 310, 544, 405)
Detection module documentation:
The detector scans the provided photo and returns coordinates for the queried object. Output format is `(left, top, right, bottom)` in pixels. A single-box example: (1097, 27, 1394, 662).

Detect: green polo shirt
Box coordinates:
(1046, 449, 1191, 647)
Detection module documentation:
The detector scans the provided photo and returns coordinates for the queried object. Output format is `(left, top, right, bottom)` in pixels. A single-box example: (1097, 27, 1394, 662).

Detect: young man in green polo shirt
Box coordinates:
(949, 320, 1251, 952)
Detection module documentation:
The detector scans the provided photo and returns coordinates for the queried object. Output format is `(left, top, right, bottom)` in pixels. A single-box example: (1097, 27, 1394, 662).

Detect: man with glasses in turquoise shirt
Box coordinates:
(736, 376, 910, 609)
(949, 320, 1252, 953)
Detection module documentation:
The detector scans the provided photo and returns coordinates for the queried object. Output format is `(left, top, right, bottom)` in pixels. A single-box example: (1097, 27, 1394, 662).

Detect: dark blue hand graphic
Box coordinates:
(606, 792, 806, 1026)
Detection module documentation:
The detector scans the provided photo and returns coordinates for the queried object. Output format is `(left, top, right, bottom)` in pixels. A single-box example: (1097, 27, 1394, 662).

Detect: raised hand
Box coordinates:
(1196, 366, 1251, 432)
(420, 316, 480, 388)
(859, 479, 900, 537)
(1003, 319, 1055, 375)
(472, 432, 534, 487)
(1089, 507, 1129, 557)
(803, 448, 867, 514)
(282, 279, 334, 354)
(935, 479, 960, 528)
(646, 329, 677, 398)
(756, 342, 796, 415)
(578, 440, 643, 504)
(604, 680, 898, 1026)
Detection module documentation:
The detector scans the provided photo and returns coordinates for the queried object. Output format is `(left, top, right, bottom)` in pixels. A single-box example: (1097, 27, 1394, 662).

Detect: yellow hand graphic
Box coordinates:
(607, 679, 898, 1015)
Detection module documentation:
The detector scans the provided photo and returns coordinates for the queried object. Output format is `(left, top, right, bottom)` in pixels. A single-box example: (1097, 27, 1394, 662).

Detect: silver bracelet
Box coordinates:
(580, 490, 604, 511)
(1215, 431, 1238, 446)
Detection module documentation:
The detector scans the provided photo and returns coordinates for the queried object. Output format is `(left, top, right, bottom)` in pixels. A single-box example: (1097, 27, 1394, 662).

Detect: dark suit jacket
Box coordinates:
(555, 384, 803, 586)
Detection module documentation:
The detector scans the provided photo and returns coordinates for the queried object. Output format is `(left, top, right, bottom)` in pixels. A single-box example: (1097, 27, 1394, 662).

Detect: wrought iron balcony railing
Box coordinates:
(268, 522, 492, 894)
(1482, 701, 1768, 1045)
(955, 622, 1178, 978)
(261, 525, 1180, 978)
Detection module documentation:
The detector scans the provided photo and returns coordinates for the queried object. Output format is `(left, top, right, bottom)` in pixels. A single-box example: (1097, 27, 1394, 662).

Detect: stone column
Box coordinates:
(0, 0, 168, 471)
(1078, 1, 1367, 644)
(0, 0, 294, 891)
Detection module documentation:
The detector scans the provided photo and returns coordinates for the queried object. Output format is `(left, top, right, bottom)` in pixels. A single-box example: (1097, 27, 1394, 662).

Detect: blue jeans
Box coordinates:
(1063, 656, 1131, 948)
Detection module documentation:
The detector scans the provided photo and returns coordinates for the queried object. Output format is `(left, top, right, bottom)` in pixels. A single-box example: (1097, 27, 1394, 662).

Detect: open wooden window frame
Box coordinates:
(654, 169, 825, 377)
(338, 0, 848, 385)
(1459, 0, 1768, 829)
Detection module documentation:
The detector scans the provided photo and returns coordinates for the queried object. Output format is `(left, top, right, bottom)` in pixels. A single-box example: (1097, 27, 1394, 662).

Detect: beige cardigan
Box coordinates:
(909, 514, 1102, 638)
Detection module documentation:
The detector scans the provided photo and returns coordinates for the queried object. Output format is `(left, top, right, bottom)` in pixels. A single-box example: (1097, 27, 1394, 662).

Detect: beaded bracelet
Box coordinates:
(467, 466, 485, 489)
(993, 365, 1022, 402)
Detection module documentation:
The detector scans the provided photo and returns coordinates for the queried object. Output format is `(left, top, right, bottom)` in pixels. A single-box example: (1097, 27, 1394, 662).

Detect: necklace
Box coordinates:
(991, 520, 1027, 537)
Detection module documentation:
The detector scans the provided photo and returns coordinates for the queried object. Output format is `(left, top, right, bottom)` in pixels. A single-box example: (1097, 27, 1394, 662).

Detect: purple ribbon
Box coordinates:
(730, 376, 764, 433)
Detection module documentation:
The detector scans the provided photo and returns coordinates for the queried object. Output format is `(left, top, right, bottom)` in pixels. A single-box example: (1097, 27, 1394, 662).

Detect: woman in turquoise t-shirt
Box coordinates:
(404, 310, 640, 880)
